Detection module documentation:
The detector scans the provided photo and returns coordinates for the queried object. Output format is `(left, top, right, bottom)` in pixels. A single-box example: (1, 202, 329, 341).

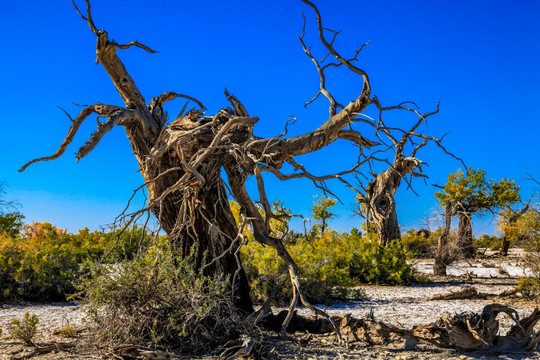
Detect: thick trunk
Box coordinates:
(434, 204, 453, 276)
(366, 169, 401, 246)
(500, 236, 510, 256)
(140, 116, 254, 313)
(373, 202, 400, 246)
(458, 212, 474, 258)
(160, 181, 253, 313)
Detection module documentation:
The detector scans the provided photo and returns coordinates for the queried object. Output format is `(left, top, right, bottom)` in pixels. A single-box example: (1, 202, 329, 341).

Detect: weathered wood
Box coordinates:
(411, 304, 540, 352)
(19, 0, 458, 336)
(273, 304, 540, 354)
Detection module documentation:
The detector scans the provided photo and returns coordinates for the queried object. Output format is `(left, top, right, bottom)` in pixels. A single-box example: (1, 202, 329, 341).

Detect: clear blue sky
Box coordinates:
(1, 0, 539, 235)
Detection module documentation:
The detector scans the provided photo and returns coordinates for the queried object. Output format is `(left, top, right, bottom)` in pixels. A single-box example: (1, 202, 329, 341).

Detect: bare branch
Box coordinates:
(110, 40, 158, 54)
(224, 89, 249, 117)
(301, 0, 371, 96)
(77, 107, 136, 160)
(19, 104, 127, 172)
(338, 130, 379, 148)
(148, 91, 206, 128)
(71, 0, 101, 35)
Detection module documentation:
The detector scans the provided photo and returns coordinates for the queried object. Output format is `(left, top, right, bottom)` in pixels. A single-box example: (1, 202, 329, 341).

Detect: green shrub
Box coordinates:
(242, 229, 418, 305)
(0, 222, 156, 302)
(516, 277, 540, 301)
(474, 234, 502, 250)
(349, 239, 417, 285)
(53, 324, 78, 338)
(81, 243, 242, 353)
(10, 312, 39, 344)
(401, 230, 435, 258)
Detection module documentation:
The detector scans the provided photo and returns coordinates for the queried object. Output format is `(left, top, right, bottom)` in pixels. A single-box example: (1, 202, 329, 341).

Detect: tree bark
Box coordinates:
(366, 170, 401, 246)
(500, 236, 510, 257)
(458, 212, 474, 258)
(434, 204, 454, 276)
(365, 152, 424, 246)
(138, 112, 256, 313)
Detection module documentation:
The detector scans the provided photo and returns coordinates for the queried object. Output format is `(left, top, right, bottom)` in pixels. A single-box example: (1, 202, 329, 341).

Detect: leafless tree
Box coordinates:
(19, 0, 451, 334)
(353, 102, 462, 246)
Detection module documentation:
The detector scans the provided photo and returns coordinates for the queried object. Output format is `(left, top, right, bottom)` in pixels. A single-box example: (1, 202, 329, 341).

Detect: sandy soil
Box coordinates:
(1, 252, 539, 359)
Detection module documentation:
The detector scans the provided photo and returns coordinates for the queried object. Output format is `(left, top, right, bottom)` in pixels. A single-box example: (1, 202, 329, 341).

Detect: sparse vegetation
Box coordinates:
(53, 324, 78, 338)
(10, 312, 39, 344)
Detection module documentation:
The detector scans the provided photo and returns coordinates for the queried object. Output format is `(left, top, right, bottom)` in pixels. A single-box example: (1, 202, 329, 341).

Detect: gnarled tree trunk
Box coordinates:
(365, 169, 401, 246)
(364, 138, 431, 246)
(434, 203, 454, 275)
(457, 211, 474, 258)
(144, 128, 254, 311)
(20, 0, 379, 333)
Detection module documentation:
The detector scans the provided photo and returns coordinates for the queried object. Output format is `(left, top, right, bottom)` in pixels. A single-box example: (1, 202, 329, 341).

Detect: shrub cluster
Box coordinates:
(0, 221, 154, 302)
(242, 228, 418, 305)
(400, 229, 436, 258)
(82, 243, 242, 353)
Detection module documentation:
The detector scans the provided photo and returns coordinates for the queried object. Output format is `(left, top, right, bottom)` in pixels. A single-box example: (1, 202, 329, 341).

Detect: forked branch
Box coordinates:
(19, 104, 129, 172)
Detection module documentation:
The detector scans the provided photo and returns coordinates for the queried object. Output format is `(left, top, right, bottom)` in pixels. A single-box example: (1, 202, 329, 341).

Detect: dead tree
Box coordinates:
(18, 0, 450, 334)
(355, 102, 461, 246)
(18, 0, 376, 331)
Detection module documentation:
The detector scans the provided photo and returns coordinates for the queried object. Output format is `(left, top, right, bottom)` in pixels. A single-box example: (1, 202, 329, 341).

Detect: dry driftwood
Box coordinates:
(274, 304, 540, 354)
(429, 287, 481, 300)
(428, 287, 520, 301)
(113, 344, 179, 359)
(412, 304, 540, 352)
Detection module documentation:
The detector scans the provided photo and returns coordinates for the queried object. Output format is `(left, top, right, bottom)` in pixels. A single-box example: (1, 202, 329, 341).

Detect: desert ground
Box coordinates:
(1, 249, 539, 360)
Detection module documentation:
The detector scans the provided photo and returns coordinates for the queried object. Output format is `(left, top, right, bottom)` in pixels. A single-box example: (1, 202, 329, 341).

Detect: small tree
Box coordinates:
(0, 212, 24, 238)
(312, 196, 336, 234)
(497, 204, 530, 256)
(0, 184, 24, 238)
(435, 168, 520, 258)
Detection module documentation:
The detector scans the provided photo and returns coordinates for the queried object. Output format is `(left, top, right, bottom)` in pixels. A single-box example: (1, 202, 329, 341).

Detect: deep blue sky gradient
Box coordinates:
(1, 0, 539, 234)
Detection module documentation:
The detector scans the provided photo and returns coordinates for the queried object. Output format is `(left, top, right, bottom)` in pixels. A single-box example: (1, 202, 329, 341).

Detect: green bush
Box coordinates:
(82, 243, 242, 353)
(0, 222, 155, 302)
(10, 312, 39, 344)
(401, 229, 435, 258)
(474, 234, 502, 250)
(242, 229, 418, 305)
(349, 238, 417, 285)
(516, 276, 540, 301)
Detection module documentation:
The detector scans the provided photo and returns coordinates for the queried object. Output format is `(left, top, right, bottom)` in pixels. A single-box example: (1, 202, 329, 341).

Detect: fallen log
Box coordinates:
(411, 304, 540, 352)
(264, 304, 540, 353)
(429, 287, 480, 300)
(428, 287, 520, 301)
